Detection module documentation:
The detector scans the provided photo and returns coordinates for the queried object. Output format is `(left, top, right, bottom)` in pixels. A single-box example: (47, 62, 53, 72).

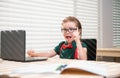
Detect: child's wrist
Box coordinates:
(34, 53, 38, 57)
(76, 39, 82, 47)
(75, 38, 80, 43)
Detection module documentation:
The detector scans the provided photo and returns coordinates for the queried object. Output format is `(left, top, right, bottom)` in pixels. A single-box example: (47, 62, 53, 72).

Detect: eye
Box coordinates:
(69, 28, 74, 31)
(61, 28, 68, 32)
(63, 29, 68, 32)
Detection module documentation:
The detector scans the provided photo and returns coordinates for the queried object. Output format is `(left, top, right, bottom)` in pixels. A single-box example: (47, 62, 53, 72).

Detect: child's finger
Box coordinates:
(73, 32, 79, 38)
(27, 50, 34, 56)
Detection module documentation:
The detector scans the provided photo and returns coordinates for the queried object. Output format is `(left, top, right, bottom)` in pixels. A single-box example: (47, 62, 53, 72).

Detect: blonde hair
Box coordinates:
(62, 16, 82, 37)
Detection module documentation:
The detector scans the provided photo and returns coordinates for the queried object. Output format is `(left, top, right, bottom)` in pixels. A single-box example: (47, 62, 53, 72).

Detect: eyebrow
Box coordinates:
(61, 27, 77, 29)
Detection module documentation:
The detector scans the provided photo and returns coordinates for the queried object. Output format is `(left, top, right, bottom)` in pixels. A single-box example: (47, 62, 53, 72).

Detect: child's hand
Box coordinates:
(73, 31, 80, 42)
(27, 50, 36, 57)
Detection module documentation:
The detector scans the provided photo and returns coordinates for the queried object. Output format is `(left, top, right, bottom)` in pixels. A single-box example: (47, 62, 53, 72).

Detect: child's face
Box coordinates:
(61, 21, 80, 44)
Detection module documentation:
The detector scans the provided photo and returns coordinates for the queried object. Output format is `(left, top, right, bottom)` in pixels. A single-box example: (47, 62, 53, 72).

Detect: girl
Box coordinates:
(27, 16, 87, 60)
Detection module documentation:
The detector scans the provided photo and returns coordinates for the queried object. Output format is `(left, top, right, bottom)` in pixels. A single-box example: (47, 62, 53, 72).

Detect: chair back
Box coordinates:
(81, 39, 97, 60)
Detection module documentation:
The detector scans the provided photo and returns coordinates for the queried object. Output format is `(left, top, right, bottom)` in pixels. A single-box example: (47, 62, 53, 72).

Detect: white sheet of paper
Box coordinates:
(12, 64, 62, 74)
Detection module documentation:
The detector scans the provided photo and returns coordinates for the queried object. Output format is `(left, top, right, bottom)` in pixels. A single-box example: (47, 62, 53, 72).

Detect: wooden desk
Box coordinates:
(97, 48, 120, 57)
(0, 57, 103, 78)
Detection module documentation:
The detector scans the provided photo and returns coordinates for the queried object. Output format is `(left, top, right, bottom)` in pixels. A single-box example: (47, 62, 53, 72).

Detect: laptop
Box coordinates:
(1, 30, 48, 62)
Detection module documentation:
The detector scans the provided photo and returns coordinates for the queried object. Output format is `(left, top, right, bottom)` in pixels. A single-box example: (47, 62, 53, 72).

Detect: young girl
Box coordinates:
(27, 16, 87, 60)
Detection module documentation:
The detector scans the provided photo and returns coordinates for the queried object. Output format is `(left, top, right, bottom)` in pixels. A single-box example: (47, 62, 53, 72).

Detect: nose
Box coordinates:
(66, 30, 70, 33)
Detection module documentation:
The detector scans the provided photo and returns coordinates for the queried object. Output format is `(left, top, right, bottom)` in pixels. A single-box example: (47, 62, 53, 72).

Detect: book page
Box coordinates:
(11, 60, 120, 78)
(12, 63, 64, 74)
(61, 61, 120, 78)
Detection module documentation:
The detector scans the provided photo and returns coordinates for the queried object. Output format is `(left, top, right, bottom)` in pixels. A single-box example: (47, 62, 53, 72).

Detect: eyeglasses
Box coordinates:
(61, 27, 77, 33)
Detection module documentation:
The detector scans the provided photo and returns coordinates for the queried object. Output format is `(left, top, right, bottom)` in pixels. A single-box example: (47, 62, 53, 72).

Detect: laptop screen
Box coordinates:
(1, 30, 26, 61)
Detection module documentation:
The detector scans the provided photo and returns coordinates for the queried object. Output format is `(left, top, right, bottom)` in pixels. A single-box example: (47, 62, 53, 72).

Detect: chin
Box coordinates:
(66, 39, 74, 44)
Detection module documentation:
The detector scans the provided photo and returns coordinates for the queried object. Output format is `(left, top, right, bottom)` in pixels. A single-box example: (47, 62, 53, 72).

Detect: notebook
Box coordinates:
(1, 30, 48, 62)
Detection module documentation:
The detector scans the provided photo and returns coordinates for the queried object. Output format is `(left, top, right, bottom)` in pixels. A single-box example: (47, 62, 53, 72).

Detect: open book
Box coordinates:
(12, 61, 120, 78)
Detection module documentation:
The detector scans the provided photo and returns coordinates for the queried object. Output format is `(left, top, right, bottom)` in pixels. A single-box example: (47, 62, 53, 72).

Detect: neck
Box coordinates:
(66, 40, 75, 44)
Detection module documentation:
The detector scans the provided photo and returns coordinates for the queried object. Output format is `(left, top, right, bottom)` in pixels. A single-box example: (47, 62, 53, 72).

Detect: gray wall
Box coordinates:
(0, 31, 1, 57)
(101, 0, 113, 48)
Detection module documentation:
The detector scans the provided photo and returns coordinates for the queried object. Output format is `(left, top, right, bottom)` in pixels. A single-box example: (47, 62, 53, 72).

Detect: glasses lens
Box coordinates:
(61, 29, 66, 33)
(69, 28, 77, 33)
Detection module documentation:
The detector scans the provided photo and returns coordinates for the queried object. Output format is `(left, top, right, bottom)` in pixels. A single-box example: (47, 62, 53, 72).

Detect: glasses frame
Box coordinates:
(61, 27, 77, 33)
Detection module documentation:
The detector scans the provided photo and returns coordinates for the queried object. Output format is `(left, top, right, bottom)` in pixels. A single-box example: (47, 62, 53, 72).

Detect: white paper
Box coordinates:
(12, 64, 62, 74)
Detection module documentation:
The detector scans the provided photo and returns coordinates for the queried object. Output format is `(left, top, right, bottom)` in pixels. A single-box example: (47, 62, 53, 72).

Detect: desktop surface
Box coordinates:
(0, 56, 105, 78)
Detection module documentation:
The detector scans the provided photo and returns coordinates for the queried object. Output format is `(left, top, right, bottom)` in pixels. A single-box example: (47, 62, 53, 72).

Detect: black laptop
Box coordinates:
(1, 30, 48, 62)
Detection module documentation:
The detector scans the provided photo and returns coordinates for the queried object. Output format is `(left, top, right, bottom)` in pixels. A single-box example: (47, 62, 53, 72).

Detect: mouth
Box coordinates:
(65, 36, 72, 39)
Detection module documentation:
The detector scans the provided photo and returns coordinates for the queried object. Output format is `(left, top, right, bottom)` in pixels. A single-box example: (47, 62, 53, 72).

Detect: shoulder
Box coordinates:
(59, 41, 65, 45)
(54, 41, 65, 49)
(54, 41, 65, 54)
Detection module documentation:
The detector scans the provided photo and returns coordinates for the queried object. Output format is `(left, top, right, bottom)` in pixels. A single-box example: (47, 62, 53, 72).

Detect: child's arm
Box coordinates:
(27, 50, 57, 58)
(73, 32, 87, 60)
(75, 40, 87, 60)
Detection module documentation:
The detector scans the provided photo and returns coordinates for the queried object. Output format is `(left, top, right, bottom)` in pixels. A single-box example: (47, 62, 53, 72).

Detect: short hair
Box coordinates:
(62, 16, 82, 37)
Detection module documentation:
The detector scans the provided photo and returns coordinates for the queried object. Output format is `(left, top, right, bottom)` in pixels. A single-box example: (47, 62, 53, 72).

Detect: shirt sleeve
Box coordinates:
(82, 42, 87, 48)
(54, 41, 65, 55)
